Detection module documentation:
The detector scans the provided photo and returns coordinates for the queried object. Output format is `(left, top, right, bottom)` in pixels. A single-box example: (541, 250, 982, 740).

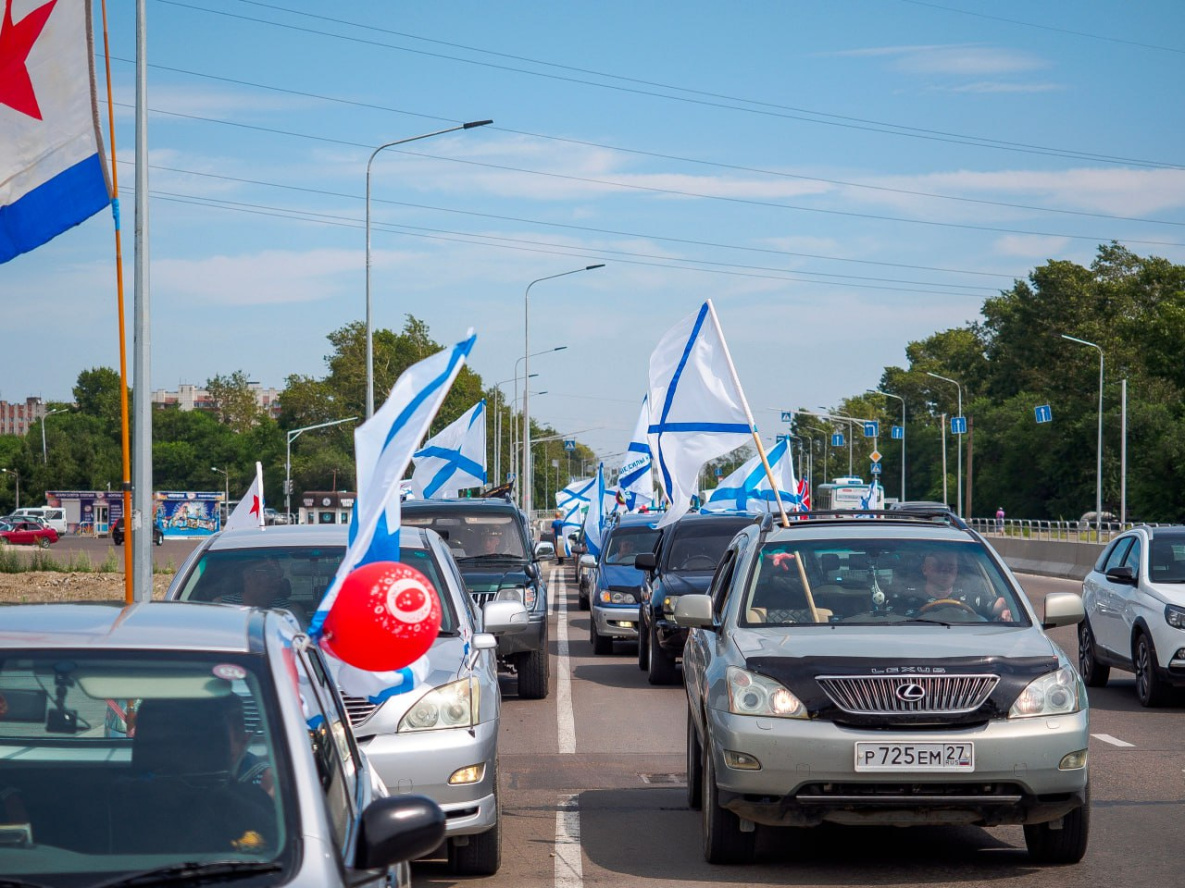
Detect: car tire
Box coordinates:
(1134, 631, 1171, 708)
(702, 739, 755, 864)
(449, 765, 502, 875)
(517, 646, 550, 700)
(578, 588, 590, 611)
(637, 614, 650, 671)
(155, 532, 163, 546)
(1023, 784, 1090, 864)
(647, 624, 678, 686)
(1077, 619, 1110, 687)
(37, 537, 51, 549)
(590, 618, 613, 655)
(686, 708, 703, 810)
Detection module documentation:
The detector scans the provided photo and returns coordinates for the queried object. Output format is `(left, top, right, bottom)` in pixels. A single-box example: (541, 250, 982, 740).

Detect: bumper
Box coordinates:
(593, 604, 640, 639)
(705, 707, 1090, 828)
(360, 719, 499, 837)
(496, 603, 547, 657)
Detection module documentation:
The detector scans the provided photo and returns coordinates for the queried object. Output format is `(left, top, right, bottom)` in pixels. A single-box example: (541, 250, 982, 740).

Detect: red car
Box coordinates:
(0, 519, 59, 548)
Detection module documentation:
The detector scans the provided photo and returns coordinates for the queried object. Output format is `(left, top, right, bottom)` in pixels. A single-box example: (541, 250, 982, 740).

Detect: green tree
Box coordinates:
(205, 370, 263, 433)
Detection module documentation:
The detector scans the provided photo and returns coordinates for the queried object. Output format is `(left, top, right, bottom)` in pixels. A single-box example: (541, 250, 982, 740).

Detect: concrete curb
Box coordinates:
(991, 536, 1103, 581)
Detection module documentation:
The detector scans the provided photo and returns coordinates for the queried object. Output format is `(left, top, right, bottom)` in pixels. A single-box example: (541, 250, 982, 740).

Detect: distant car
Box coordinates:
(263, 507, 290, 526)
(0, 602, 444, 886)
(589, 514, 660, 655)
(0, 519, 59, 548)
(1079, 524, 1185, 706)
(889, 500, 953, 514)
(111, 517, 164, 546)
(10, 506, 68, 535)
(1078, 511, 1118, 531)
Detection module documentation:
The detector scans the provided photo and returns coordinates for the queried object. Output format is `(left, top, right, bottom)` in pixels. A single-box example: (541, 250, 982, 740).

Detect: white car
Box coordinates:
(1079, 525, 1185, 706)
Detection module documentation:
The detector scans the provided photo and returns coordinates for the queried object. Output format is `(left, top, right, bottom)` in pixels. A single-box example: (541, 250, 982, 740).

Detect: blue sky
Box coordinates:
(6, 0, 1185, 460)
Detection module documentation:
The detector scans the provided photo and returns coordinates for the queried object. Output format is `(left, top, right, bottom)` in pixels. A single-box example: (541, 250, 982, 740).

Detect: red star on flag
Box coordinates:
(0, 0, 57, 121)
(249, 495, 261, 518)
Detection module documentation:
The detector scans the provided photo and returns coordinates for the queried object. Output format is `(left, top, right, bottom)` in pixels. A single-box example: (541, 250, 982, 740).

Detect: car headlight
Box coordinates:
(599, 590, 638, 605)
(496, 586, 536, 608)
(1165, 604, 1185, 630)
(1009, 665, 1083, 718)
(662, 595, 676, 616)
(726, 666, 806, 719)
(398, 677, 480, 732)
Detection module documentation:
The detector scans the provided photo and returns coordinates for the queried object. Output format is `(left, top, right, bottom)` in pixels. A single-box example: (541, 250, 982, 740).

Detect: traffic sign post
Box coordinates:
(563, 439, 576, 451)
(951, 416, 967, 435)
(780, 410, 793, 423)
(870, 461, 882, 475)
(863, 421, 879, 438)
(891, 425, 904, 440)
(831, 433, 844, 447)
(1034, 405, 1052, 424)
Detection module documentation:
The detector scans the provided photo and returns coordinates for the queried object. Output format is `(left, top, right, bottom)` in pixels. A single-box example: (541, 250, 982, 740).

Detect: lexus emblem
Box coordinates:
(896, 682, 926, 702)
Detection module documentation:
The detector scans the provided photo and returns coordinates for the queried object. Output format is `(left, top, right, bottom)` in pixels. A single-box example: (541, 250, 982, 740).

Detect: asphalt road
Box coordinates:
(32, 533, 203, 572)
(412, 565, 1185, 887)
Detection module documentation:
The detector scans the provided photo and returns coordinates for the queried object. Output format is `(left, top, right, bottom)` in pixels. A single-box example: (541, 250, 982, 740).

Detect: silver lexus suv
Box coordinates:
(676, 510, 1090, 865)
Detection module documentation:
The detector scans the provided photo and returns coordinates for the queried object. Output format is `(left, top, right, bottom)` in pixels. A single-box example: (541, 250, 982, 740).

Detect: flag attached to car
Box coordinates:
(617, 396, 654, 512)
(410, 399, 487, 499)
(224, 462, 265, 531)
(1, 0, 112, 263)
(703, 437, 800, 513)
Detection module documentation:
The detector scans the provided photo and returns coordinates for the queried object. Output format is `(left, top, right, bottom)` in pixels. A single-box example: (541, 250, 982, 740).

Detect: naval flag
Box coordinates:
(224, 462, 265, 531)
(410, 399, 487, 499)
(618, 396, 654, 512)
(703, 438, 801, 513)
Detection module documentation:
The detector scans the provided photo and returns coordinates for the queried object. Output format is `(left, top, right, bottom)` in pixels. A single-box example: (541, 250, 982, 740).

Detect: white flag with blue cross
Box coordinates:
(410, 399, 487, 499)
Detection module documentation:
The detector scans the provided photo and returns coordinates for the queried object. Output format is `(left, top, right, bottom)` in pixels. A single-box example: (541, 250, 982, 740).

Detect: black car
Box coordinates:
(402, 498, 550, 699)
(636, 513, 758, 684)
(111, 517, 164, 546)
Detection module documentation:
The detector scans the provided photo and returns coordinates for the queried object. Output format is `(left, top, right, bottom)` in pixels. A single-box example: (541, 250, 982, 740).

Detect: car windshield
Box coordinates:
(402, 511, 528, 562)
(176, 544, 458, 633)
(1149, 536, 1185, 583)
(740, 538, 1029, 627)
(0, 651, 290, 879)
(603, 528, 659, 565)
(663, 520, 751, 573)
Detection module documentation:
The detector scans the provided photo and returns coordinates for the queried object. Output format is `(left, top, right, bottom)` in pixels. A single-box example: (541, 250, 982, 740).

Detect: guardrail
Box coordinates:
(967, 517, 1141, 544)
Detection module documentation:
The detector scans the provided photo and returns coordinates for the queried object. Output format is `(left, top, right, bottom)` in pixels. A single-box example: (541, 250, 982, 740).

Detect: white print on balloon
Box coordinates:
(386, 577, 434, 624)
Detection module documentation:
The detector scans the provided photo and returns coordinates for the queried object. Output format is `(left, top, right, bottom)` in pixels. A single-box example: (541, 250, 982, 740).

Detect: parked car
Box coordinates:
(10, 506, 68, 535)
(0, 601, 444, 886)
(167, 523, 526, 874)
(676, 511, 1090, 865)
(0, 518, 58, 548)
(636, 512, 757, 684)
(589, 514, 660, 655)
(263, 507, 290, 526)
(111, 516, 164, 546)
(402, 498, 550, 700)
(1079, 524, 1185, 706)
(1078, 511, 1118, 531)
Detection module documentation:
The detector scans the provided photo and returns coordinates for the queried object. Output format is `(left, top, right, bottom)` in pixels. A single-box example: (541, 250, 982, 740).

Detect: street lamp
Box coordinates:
(1, 468, 19, 511)
(514, 346, 567, 499)
(814, 408, 859, 476)
(286, 417, 359, 521)
(40, 408, 67, 464)
(1062, 334, 1105, 537)
(868, 389, 906, 501)
(926, 372, 963, 518)
(211, 467, 230, 516)
(365, 119, 494, 419)
(492, 372, 538, 486)
(524, 265, 603, 516)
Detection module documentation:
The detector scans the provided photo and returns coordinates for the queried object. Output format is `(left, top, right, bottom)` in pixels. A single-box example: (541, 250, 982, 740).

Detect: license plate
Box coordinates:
(854, 742, 974, 772)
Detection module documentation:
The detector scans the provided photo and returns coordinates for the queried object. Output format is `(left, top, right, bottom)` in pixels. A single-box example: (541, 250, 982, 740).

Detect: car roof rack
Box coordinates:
(761, 508, 969, 531)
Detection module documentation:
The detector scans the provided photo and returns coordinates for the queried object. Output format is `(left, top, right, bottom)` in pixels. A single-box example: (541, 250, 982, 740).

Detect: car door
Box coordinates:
(1092, 535, 1135, 655)
(1112, 534, 1147, 652)
(683, 546, 739, 723)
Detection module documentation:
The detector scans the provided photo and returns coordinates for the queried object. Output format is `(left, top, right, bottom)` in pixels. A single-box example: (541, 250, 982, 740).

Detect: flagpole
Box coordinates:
(99, 0, 135, 603)
(705, 302, 790, 528)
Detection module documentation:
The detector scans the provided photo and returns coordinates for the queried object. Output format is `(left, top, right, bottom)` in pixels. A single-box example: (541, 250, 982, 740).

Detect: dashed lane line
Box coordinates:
(1092, 733, 1135, 747)
(554, 793, 582, 888)
(554, 566, 576, 754)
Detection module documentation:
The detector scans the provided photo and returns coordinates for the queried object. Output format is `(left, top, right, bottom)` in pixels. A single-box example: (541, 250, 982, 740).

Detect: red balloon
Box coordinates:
(321, 561, 442, 672)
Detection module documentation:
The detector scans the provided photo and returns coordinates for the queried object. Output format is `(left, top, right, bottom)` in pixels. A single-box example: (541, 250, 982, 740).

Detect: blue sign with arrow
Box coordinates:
(891, 425, 904, 440)
(951, 416, 967, 435)
(863, 421, 879, 438)
(831, 433, 844, 447)
(1034, 405, 1052, 424)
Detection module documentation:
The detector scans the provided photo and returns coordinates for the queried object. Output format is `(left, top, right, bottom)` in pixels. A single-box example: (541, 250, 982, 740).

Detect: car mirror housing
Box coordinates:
(633, 552, 658, 572)
(523, 562, 539, 579)
(1042, 591, 1086, 629)
(579, 554, 596, 569)
(354, 794, 445, 870)
(673, 593, 715, 628)
(483, 600, 530, 635)
(1104, 565, 1137, 585)
(471, 632, 498, 651)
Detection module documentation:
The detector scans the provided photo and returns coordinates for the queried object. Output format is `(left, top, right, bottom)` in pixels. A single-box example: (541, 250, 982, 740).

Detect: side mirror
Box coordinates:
(534, 541, 555, 560)
(1105, 565, 1137, 585)
(354, 794, 445, 870)
(634, 552, 658, 572)
(483, 600, 530, 635)
(1042, 591, 1085, 629)
(673, 594, 715, 628)
(471, 632, 497, 652)
(579, 554, 596, 569)
(523, 561, 539, 580)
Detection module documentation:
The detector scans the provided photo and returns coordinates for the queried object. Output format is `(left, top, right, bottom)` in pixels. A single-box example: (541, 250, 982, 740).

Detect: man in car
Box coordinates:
(915, 552, 1012, 621)
(215, 561, 293, 612)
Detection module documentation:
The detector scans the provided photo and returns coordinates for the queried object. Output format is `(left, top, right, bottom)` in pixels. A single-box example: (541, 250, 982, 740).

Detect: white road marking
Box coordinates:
(555, 566, 577, 754)
(554, 793, 583, 888)
(1092, 733, 1135, 747)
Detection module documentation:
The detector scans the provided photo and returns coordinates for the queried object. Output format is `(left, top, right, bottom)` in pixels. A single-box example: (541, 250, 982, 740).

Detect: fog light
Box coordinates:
(448, 763, 486, 785)
(620, 621, 635, 628)
(1058, 749, 1088, 770)
(723, 750, 762, 770)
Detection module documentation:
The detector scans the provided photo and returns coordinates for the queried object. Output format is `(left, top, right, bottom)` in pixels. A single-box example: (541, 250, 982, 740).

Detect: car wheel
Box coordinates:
(647, 624, 678, 686)
(37, 537, 51, 549)
(590, 617, 613, 655)
(702, 738, 755, 864)
(1023, 783, 1090, 864)
(1077, 619, 1110, 688)
(155, 532, 163, 546)
(637, 614, 650, 671)
(449, 764, 502, 875)
(686, 708, 703, 810)
(1134, 632, 1171, 708)
(517, 646, 550, 700)
(578, 590, 590, 611)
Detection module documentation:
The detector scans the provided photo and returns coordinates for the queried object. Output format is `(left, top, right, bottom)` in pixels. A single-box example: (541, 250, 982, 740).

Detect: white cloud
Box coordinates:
(153, 249, 361, 305)
(823, 44, 1048, 76)
(994, 235, 1072, 258)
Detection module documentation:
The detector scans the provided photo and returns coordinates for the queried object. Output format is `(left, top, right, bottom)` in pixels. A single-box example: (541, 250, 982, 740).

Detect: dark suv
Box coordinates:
(636, 513, 758, 684)
(402, 498, 549, 699)
(111, 517, 164, 546)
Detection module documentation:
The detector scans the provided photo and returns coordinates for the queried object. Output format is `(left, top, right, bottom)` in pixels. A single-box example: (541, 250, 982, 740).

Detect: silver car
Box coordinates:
(677, 512, 1090, 865)
(167, 524, 526, 875)
(0, 602, 443, 885)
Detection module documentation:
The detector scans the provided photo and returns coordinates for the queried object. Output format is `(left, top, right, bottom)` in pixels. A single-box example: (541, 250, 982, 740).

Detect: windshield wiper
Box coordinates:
(86, 861, 282, 888)
(896, 617, 955, 627)
(458, 553, 523, 562)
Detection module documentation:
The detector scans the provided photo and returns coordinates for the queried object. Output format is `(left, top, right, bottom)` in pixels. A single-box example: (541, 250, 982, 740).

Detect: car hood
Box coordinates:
(1144, 579, 1185, 606)
(654, 571, 712, 597)
(349, 634, 476, 734)
(599, 562, 645, 590)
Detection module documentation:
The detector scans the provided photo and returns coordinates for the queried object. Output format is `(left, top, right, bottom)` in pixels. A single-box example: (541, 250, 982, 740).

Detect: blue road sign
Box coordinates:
(776, 433, 790, 443)
(951, 416, 967, 435)
(1034, 405, 1053, 424)
(891, 425, 904, 440)
(870, 461, 883, 475)
(831, 433, 844, 447)
(563, 439, 576, 451)
(780, 410, 793, 422)
(863, 421, 879, 438)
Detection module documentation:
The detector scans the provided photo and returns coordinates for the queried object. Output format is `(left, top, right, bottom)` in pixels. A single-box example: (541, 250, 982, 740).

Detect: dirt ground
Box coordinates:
(0, 572, 173, 605)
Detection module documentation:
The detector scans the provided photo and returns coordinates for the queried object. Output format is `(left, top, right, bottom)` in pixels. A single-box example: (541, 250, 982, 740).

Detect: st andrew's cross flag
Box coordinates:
(224, 462, 265, 531)
(703, 437, 801, 514)
(617, 396, 654, 512)
(1, 0, 111, 263)
(556, 475, 595, 535)
(581, 464, 607, 560)
(410, 399, 487, 499)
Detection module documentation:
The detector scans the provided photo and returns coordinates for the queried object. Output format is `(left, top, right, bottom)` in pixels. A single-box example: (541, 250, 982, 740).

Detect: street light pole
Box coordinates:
(211, 467, 229, 517)
(927, 372, 963, 518)
(492, 373, 538, 486)
(286, 417, 359, 521)
(1062, 334, 1105, 536)
(514, 347, 567, 502)
(365, 120, 493, 419)
(1, 469, 19, 511)
(524, 265, 602, 517)
(869, 389, 906, 501)
(40, 408, 67, 464)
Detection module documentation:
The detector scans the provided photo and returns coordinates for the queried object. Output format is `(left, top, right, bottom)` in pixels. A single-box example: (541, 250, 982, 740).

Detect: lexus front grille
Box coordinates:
(339, 693, 379, 727)
(817, 674, 998, 715)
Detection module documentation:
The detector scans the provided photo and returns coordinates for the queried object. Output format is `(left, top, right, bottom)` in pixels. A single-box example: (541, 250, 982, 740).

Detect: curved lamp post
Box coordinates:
(365, 120, 493, 418)
(868, 389, 906, 501)
(926, 372, 963, 518)
(1062, 334, 1105, 536)
(41, 408, 67, 464)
